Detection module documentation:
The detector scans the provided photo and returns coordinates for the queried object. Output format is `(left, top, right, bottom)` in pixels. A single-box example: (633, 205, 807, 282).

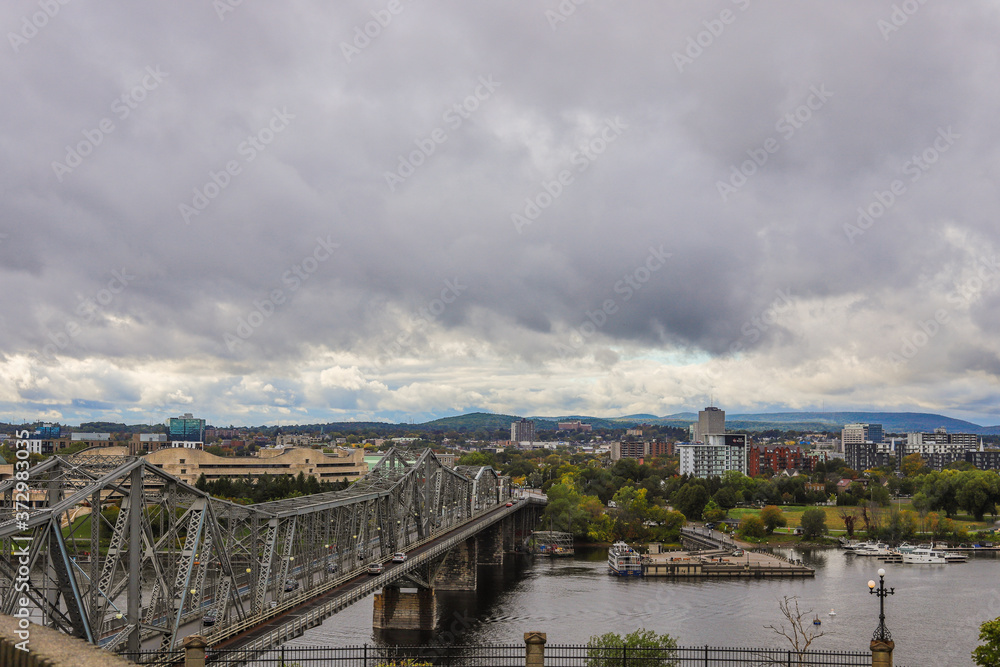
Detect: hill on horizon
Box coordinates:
(15, 410, 999, 436)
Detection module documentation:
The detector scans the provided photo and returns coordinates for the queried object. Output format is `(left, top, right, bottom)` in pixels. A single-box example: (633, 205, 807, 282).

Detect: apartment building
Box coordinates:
(677, 433, 747, 478)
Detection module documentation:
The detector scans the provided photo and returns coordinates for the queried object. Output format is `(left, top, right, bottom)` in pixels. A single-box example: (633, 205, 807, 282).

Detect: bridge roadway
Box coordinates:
(679, 525, 738, 551)
(209, 496, 543, 656)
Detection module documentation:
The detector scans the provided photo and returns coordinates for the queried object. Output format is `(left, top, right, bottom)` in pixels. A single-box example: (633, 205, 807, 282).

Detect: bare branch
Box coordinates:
(765, 595, 825, 657)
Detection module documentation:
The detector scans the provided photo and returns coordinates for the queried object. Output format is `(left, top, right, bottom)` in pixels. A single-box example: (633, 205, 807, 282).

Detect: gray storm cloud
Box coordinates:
(2, 1, 1000, 425)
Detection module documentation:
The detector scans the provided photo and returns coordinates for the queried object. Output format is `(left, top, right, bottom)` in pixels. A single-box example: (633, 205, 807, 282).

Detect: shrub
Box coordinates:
(586, 629, 678, 667)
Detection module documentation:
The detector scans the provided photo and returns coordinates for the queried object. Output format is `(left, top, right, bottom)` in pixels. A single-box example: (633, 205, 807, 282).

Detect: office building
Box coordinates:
(965, 449, 1000, 471)
(611, 440, 646, 461)
(510, 418, 535, 444)
(841, 423, 884, 446)
(34, 424, 61, 439)
(845, 441, 895, 472)
(677, 433, 747, 478)
(610, 440, 675, 461)
(132, 445, 367, 486)
(901, 429, 979, 470)
(690, 406, 725, 442)
(558, 420, 592, 432)
(167, 413, 205, 443)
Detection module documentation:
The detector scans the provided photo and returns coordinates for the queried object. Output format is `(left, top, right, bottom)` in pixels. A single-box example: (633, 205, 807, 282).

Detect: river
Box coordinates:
(284, 546, 1000, 666)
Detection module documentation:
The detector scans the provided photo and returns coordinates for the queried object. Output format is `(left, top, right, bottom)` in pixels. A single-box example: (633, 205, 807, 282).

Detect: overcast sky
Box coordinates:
(3, 1, 1000, 427)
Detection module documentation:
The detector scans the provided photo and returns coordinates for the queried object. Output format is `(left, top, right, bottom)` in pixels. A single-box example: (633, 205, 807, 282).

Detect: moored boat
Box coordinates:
(854, 542, 891, 556)
(901, 546, 947, 564)
(608, 541, 643, 576)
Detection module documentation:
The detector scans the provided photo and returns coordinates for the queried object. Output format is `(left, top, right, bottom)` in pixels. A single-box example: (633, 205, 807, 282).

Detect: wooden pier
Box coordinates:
(642, 548, 814, 578)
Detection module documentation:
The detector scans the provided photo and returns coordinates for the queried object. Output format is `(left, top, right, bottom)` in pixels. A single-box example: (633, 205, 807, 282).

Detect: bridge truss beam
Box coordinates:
(0, 448, 510, 653)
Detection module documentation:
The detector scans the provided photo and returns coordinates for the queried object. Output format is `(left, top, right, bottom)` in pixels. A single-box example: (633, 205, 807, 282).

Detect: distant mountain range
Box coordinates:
(419, 411, 1000, 435)
(10, 410, 1000, 436)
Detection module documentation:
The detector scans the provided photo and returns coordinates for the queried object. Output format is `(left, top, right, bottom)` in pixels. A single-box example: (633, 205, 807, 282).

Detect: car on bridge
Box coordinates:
(367, 562, 384, 575)
(326, 562, 338, 574)
(202, 610, 217, 627)
(392, 552, 407, 563)
(283, 579, 299, 592)
(505, 501, 513, 507)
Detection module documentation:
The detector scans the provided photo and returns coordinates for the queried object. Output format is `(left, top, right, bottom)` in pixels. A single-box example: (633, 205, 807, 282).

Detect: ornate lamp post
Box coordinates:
(868, 567, 895, 666)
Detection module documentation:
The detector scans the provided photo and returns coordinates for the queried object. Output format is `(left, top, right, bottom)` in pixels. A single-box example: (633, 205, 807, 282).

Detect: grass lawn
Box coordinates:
(727, 504, 992, 535)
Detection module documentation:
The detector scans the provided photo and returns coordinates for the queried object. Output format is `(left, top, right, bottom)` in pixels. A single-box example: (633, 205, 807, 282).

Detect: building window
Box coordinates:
(180, 459, 186, 464)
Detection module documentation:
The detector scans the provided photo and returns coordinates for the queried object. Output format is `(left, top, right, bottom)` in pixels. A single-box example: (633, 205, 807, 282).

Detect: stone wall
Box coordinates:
(0, 614, 135, 667)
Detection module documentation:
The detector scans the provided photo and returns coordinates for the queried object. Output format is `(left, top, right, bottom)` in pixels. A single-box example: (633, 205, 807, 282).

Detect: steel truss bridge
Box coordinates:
(0, 448, 527, 655)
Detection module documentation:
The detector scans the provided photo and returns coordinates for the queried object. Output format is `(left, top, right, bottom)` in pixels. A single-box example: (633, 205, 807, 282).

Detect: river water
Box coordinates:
(286, 547, 1000, 666)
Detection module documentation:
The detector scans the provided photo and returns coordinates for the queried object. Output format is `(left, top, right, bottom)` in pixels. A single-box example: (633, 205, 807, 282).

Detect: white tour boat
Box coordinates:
(608, 541, 643, 576)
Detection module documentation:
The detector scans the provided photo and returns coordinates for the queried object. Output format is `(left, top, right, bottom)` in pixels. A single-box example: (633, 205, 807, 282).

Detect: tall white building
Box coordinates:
(677, 434, 747, 478)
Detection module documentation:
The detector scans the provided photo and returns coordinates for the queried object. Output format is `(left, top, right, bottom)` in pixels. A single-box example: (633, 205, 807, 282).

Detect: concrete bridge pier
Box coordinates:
(373, 587, 437, 631)
(432, 536, 478, 590)
(477, 524, 504, 565)
(373, 537, 477, 631)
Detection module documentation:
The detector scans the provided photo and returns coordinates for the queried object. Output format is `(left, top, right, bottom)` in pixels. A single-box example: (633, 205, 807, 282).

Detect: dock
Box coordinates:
(642, 548, 814, 578)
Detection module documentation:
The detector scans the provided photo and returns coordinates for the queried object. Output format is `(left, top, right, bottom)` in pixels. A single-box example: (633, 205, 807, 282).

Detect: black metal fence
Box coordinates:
(548, 644, 872, 666)
(120, 643, 873, 667)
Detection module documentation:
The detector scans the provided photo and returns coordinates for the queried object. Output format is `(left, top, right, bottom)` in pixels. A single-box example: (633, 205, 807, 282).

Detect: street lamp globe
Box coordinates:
(877, 568, 885, 577)
(868, 580, 876, 590)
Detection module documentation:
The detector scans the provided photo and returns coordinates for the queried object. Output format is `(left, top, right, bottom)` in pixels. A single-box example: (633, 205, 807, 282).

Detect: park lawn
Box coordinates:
(61, 512, 95, 539)
(727, 504, 991, 534)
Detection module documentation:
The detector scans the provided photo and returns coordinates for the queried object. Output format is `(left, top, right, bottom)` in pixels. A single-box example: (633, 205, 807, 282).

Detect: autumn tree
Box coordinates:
(837, 508, 858, 537)
(760, 505, 787, 534)
(738, 515, 767, 539)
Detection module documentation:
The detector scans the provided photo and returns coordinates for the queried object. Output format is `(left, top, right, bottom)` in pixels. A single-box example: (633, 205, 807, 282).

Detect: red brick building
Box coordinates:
(747, 444, 816, 476)
(647, 441, 675, 457)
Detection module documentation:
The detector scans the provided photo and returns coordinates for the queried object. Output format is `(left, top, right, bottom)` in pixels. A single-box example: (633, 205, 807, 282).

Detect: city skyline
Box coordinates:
(3, 3, 1000, 427)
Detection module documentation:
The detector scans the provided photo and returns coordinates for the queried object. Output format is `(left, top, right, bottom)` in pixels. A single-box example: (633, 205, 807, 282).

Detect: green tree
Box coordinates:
(611, 486, 654, 541)
(799, 507, 827, 539)
(738, 515, 767, 539)
(957, 472, 1000, 522)
(702, 499, 727, 523)
(760, 505, 787, 534)
(671, 481, 709, 521)
(869, 483, 891, 507)
(712, 486, 737, 509)
(541, 482, 588, 536)
(650, 509, 686, 544)
(972, 617, 1000, 666)
(586, 628, 677, 667)
(457, 451, 495, 467)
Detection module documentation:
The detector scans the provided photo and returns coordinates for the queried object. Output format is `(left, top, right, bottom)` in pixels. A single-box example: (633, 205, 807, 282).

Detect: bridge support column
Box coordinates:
(432, 537, 477, 590)
(477, 525, 504, 565)
(373, 587, 437, 630)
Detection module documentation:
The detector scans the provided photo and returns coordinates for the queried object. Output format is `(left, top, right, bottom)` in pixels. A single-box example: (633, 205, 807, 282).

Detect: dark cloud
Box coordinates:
(2, 1, 1000, 425)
